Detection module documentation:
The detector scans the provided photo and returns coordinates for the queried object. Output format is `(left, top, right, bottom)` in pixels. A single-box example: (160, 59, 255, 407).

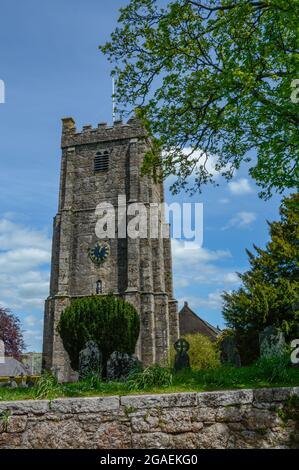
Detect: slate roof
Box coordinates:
(179, 302, 221, 341)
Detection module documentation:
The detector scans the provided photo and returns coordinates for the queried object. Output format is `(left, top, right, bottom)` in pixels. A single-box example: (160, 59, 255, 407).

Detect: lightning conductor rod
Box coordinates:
(112, 76, 116, 123)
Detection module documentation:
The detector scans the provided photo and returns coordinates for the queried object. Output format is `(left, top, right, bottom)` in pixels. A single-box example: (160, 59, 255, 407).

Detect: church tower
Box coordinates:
(43, 117, 179, 382)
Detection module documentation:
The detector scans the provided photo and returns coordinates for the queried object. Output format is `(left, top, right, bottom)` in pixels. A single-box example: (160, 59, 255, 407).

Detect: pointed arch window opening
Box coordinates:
(96, 280, 103, 295)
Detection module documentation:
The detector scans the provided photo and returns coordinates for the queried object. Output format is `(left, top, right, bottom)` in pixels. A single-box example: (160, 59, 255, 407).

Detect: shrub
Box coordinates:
(57, 295, 140, 371)
(35, 372, 63, 400)
(127, 364, 173, 390)
(169, 333, 220, 370)
(73, 374, 105, 393)
(255, 354, 290, 384)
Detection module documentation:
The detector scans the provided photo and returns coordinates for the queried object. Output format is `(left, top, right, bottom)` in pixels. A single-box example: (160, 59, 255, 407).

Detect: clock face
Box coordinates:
(89, 242, 110, 265)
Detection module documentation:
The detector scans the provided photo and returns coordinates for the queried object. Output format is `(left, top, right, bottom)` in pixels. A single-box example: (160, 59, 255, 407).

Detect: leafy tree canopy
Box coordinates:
(222, 193, 299, 362)
(0, 307, 25, 361)
(101, 0, 299, 198)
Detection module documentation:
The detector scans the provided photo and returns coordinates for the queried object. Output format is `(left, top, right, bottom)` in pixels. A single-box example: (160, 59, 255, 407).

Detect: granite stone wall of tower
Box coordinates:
(43, 117, 179, 382)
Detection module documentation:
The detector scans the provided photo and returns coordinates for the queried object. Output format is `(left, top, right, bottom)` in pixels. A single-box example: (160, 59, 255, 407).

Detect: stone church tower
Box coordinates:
(43, 117, 179, 382)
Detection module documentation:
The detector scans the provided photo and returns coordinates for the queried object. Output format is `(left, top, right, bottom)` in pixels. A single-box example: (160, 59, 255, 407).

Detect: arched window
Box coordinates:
(96, 280, 102, 295)
(94, 151, 109, 172)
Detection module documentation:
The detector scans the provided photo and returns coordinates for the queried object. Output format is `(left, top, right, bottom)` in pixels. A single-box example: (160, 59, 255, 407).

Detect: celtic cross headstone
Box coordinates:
(174, 338, 191, 372)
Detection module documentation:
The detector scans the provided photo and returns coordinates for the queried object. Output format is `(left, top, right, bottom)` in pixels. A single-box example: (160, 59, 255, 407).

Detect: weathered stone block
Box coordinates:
(197, 389, 253, 407)
(0, 400, 49, 415)
(131, 415, 160, 433)
(253, 387, 293, 403)
(0, 433, 23, 449)
(245, 409, 282, 431)
(216, 407, 243, 423)
(194, 423, 230, 449)
(94, 422, 131, 449)
(7, 416, 27, 433)
(121, 392, 198, 410)
(159, 408, 203, 434)
(23, 420, 88, 449)
(132, 431, 173, 449)
(50, 396, 120, 413)
(193, 406, 217, 423)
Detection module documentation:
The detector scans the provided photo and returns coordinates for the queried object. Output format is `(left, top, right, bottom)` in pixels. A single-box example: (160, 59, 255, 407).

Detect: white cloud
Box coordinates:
(23, 329, 43, 348)
(182, 148, 237, 179)
(0, 248, 50, 272)
(194, 270, 241, 285)
(175, 278, 191, 288)
(165, 147, 235, 187)
(228, 178, 253, 195)
(0, 218, 51, 314)
(219, 198, 230, 204)
(238, 211, 257, 226)
(172, 239, 231, 268)
(179, 291, 224, 311)
(184, 148, 219, 177)
(23, 317, 44, 350)
(24, 315, 43, 327)
(222, 211, 257, 230)
(0, 219, 51, 251)
(222, 272, 240, 284)
(172, 239, 241, 292)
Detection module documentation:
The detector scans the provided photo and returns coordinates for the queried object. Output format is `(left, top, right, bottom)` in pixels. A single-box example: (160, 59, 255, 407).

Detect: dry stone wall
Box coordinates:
(0, 388, 299, 449)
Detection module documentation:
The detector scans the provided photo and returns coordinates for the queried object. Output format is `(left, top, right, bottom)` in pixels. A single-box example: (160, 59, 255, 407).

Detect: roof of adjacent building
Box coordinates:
(179, 302, 221, 341)
(0, 357, 29, 377)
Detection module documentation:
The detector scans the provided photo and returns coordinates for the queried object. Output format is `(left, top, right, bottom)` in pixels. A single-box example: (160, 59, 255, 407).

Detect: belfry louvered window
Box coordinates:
(94, 151, 109, 172)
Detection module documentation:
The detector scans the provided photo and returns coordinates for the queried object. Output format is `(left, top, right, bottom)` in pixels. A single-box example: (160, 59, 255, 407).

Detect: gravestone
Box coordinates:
(220, 336, 241, 367)
(174, 338, 191, 372)
(259, 325, 286, 359)
(78, 341, 102, 380)
(8, 377, 18, 389)
(20, 373, 28, 389)
(106, 352, 141, 381)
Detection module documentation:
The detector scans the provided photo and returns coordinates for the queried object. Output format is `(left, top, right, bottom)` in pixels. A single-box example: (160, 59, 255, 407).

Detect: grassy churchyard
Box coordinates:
(1, 358, 299, 402)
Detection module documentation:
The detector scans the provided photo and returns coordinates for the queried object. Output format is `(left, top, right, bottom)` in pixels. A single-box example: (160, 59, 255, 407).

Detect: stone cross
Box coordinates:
(174, 338, 191, 372)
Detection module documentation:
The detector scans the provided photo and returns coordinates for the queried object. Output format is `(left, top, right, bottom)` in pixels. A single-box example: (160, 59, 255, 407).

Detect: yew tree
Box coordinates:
(222, 193, 299, 363)
(57, 295, 140, 371)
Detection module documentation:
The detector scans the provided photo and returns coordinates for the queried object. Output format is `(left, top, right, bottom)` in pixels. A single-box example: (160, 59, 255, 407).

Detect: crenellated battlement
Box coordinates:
(61, 116, 147, 148)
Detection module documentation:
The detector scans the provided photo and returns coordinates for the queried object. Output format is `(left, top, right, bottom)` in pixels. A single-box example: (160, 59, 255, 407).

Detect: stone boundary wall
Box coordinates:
(0, 388, 298, 449)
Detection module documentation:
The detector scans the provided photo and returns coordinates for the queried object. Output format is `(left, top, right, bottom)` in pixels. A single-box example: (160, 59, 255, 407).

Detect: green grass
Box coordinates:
(1, 359, 299, 402)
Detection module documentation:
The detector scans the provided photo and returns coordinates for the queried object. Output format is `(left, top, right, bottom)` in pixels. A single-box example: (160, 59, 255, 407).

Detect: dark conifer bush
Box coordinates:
(57, 295, 140, 371)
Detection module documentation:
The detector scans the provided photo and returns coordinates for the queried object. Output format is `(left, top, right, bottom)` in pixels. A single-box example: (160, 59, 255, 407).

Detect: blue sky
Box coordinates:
(0, 0, 285, 352)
